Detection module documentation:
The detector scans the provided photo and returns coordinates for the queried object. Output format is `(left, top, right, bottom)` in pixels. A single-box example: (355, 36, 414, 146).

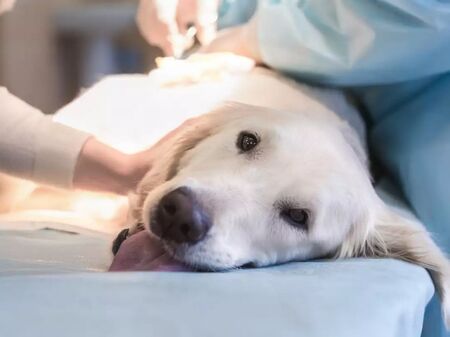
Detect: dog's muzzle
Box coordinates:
(151, 186, 212, 244)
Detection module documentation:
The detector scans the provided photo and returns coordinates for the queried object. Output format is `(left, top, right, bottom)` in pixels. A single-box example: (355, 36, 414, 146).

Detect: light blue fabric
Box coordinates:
(218, 0, 257, 29)
(0, 256, 436, 337)
(255, 0, 450, 86)
(0, 226, 112, 275)
(423, 294, 448, 337)
(358, 73, 450, 254)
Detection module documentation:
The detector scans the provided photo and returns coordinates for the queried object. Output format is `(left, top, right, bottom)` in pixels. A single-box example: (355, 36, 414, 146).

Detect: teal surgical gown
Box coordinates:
(220, 0, 450, 252)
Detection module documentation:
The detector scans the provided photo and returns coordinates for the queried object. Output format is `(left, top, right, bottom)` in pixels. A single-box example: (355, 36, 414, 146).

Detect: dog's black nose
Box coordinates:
(152, 187, 211, 244)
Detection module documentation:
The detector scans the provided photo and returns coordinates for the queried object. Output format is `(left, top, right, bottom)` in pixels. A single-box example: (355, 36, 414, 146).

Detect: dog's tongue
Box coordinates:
(109, 231, 190, 272)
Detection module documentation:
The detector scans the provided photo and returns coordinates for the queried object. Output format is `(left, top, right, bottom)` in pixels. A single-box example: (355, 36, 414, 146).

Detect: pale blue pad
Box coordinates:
(0, 257, 439, 337)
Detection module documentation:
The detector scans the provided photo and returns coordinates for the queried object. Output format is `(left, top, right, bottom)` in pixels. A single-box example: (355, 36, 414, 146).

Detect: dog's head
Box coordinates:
(131, 102, 375, 269)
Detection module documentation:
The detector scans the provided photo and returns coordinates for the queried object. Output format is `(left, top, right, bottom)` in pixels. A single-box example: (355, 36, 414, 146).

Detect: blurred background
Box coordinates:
(0, 0, 161, 114)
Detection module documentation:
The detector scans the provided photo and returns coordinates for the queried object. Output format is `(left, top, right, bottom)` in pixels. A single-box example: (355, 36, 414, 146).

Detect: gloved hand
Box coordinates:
(137, 0, 220, 57)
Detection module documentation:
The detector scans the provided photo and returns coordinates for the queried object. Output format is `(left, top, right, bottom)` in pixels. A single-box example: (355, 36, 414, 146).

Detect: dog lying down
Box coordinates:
(100, 53, 450, 324)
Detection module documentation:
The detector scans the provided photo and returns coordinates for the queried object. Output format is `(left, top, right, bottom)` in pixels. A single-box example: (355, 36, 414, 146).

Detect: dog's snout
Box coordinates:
(152, 187, 211, 244)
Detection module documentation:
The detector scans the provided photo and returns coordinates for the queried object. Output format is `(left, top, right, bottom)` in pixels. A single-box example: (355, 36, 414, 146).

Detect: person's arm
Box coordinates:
(210, 0, 450, 86)
(0, 88, 152, 194)
(0, 87, 91, 188)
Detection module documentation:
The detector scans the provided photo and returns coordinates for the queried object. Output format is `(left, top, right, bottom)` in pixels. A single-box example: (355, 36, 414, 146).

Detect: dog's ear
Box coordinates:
(339, 206, 450, 327)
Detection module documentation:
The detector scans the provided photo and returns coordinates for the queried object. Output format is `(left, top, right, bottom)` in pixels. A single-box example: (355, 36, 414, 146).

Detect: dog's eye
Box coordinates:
(281, 208, 309, 230)
(237, 131, 259, 152)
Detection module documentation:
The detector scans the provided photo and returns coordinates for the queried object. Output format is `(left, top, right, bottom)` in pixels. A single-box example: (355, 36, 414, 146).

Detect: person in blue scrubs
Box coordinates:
(139, 0, 450, 252)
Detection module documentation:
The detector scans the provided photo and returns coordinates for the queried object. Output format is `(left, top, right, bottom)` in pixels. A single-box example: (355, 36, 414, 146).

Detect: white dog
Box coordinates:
(0, 53, 447, 324)
(106, 55, 450, 325)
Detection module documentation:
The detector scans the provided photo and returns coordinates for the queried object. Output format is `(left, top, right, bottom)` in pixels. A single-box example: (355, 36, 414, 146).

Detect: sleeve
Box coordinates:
(217, 0, 257, 29)
(254, 0, 450, 86)
(0, 87, 91, 188)
(370, 72, 450, 252)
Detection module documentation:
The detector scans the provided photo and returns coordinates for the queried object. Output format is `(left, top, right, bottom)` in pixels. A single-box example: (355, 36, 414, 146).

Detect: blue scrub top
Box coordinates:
(219, 0, 450, 252)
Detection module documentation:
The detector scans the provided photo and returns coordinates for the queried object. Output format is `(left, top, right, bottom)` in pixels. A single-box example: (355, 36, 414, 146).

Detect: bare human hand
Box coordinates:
(73, 117, 200, 195)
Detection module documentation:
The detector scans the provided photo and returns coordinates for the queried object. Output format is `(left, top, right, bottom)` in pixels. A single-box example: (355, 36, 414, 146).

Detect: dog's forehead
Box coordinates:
(217, 110, 344, 156)
(224, 107, 300, 128)
(184, 112, 351, 188)
(220, 107, 337, 136)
